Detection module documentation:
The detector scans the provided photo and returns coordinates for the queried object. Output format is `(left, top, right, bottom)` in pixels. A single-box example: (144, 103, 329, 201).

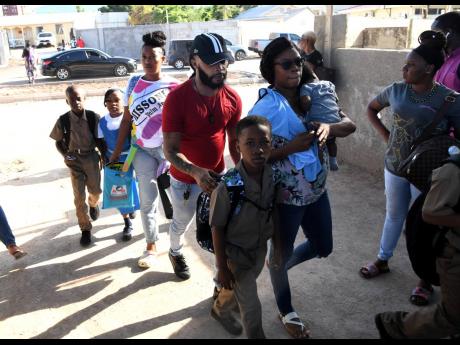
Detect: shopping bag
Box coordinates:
(102, 162, 135, 210)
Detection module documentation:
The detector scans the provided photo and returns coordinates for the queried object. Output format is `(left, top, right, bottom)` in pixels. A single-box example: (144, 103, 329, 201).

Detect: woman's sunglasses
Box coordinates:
(274, 57, 305, 70)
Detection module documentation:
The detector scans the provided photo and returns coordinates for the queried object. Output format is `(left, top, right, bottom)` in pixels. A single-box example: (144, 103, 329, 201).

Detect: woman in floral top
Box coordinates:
(248, 37, 356, 339)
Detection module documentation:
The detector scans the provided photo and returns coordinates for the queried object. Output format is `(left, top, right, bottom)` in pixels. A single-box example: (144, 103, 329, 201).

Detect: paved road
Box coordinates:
(0, 85, 431, 338)
(0, 47, 262, 87)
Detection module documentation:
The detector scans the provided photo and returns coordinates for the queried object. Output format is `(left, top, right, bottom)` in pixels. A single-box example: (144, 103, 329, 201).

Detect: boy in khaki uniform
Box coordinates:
(50, 86, 105, 246)
(375, 153, 460, 338)
(209, 116, 278, 339)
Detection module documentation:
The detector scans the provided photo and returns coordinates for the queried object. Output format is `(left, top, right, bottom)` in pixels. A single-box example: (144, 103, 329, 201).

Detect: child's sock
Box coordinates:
(122, 217, 133, 241)
(329, 156, 339, 171)
(123, 217, 132, 228)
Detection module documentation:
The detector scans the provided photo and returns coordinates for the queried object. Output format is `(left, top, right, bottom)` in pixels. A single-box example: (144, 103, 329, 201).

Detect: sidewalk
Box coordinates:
(0, 154, 429, 338)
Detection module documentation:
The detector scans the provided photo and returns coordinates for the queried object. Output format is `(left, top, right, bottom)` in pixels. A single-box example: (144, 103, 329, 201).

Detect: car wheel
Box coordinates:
(173, 59, 185, 70)
(114, 64, 128, 77)
(235, 50, 246, 61)
(56, 67, 70, 80)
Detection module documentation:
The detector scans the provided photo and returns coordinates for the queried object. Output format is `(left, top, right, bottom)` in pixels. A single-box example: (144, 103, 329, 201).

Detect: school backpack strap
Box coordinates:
(85, 110, 98, 140)
(59, 111, 99, 151)
(59, 112, 71, 152)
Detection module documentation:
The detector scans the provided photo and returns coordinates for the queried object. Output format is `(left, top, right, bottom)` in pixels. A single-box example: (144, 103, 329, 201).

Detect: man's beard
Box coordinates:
(197, 66, 226, 89)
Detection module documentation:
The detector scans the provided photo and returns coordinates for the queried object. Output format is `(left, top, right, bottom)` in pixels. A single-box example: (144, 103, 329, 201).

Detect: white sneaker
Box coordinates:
(137, 251, 158, 268)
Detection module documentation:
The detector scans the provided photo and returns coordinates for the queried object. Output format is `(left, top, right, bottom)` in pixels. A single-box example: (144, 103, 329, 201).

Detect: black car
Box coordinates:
(167, 39, 193, 70)
(41, 48, 137, 80)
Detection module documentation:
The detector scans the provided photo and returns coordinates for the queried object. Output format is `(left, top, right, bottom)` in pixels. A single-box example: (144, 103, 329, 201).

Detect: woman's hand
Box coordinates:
(311, 122, 331, 146)
(287, 131, 316, 154)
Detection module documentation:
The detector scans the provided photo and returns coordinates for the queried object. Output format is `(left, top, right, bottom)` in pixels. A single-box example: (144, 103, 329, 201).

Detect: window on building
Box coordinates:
(414, 8, 422, 15)
(36, 26, 43, 34)
(55, 24, 64, 35)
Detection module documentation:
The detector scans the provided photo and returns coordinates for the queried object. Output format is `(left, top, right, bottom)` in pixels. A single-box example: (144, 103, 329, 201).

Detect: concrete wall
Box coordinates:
(78, 20, 243, 59)
(0, 30, 10, 66)
(333, 48, 409, 174)
(314, 14, 433, 57)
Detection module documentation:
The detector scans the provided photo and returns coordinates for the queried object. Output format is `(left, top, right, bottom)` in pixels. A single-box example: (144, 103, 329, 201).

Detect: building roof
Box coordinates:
(336, 5, 413, 14)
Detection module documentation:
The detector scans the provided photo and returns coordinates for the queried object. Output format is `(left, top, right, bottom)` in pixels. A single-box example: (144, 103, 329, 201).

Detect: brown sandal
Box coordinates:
(8, 245, 27, 260)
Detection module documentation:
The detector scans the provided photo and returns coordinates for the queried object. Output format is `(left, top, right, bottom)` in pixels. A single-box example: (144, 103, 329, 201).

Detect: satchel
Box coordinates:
(397, 93, 459, 192)
(102, 162, 136, 209)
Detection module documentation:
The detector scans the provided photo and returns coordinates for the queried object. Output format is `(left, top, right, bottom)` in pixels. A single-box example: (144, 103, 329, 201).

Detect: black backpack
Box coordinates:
(405, 154, 460, 286)
(59, 110, 98, 152)
(195, 168, 273, 253)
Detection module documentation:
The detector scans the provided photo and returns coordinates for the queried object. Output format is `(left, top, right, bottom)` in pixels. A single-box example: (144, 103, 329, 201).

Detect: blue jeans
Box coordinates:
(168, 176, 202, 255)
(132, 146, 164, 244)
(268, 192, 333, 314)
(0, 206, 16, 247)
(377, 168, 421, 261)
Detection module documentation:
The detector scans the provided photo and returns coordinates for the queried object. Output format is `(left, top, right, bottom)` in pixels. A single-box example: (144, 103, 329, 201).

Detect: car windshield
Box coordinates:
(39, 33, 52, 37)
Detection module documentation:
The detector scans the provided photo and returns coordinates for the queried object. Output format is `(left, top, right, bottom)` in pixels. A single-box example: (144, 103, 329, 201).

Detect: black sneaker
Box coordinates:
(80, 231, 92, 246)
(89, 205, 100, 221)
(168, 251, 191, 280)
(129, 212, 136, 219)
(122, 224, 133, 241)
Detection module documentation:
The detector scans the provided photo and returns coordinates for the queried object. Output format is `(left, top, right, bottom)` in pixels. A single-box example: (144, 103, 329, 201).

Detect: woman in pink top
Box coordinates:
(432, 11, 460, 92)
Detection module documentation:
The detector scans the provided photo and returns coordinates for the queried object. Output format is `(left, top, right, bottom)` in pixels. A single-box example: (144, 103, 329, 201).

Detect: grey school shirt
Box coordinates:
(376, 82, 460, 175)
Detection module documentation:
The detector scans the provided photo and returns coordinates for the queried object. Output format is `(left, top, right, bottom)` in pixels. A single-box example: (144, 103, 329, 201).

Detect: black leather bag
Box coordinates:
(397, 93, 459, 192)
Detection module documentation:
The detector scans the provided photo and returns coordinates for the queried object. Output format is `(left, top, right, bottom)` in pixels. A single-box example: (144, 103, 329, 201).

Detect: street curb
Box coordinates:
(0, 74, 266, 104)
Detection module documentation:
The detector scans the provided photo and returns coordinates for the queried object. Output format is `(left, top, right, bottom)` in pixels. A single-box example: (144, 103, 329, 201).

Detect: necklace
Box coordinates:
(193, 78, 217, 124)
(408, 83, 438, 104)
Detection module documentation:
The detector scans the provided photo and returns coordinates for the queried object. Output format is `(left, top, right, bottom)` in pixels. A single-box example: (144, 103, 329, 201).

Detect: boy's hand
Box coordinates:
(216, 266, 235, 290)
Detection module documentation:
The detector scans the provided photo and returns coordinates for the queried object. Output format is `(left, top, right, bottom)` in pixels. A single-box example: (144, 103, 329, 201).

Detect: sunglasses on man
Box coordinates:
(274, 57, 305, 70)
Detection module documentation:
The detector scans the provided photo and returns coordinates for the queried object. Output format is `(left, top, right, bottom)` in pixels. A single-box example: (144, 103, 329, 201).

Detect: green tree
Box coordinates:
(129, 5, 154, 25)
(76, 5, 84, 13)
(98, 5, 133, 13)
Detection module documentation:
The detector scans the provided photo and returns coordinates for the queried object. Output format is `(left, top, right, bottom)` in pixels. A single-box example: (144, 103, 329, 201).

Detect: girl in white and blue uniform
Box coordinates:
(98, 88, 140, 241)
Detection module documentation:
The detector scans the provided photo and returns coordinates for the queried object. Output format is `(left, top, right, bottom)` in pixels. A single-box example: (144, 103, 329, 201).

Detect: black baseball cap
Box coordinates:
(191, 33, 234, 65)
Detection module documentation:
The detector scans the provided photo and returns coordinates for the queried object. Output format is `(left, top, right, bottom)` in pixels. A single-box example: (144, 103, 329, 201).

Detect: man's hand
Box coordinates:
(216, 265, 235, 290)
(191, 167, 219, 194)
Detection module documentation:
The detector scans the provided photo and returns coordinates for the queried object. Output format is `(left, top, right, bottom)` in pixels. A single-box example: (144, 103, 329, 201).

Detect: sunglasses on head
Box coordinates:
(274, 57, 305, 70)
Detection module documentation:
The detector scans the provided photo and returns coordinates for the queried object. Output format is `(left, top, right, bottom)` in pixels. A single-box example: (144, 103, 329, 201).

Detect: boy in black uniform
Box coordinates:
(50, 86, 105, 246)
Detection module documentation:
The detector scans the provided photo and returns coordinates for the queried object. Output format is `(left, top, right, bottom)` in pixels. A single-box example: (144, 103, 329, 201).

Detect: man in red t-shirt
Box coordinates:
(76, 36, 85, 48)
(162, 33, 241, 281)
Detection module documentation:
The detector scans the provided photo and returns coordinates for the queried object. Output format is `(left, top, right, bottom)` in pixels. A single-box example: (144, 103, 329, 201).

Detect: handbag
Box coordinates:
(102, 162, 136, 209)
(397, 93, 460, 192)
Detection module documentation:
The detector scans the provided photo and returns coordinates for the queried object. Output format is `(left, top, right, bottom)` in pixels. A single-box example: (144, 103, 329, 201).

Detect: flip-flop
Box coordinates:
(409, 286, 433, 306)
(359, 262, 390, 279)
(279, 312, 310, 339)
